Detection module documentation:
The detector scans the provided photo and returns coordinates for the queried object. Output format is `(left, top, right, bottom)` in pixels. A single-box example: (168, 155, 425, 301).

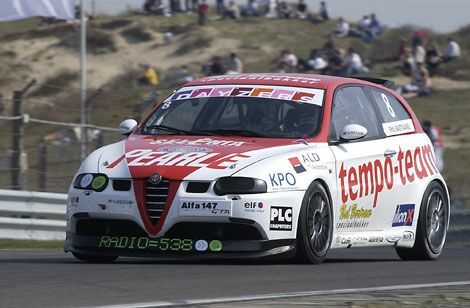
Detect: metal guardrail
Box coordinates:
(0, 189, 66, 240)
(0, 189, 468, 242)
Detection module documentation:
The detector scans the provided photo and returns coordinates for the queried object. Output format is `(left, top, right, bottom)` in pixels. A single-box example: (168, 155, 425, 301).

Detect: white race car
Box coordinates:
(65, 74, 449, 263)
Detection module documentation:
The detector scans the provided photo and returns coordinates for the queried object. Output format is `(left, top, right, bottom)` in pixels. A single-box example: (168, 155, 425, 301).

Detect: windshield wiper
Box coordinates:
(196, 129, 267, 137)
(145, 125, 194, 135)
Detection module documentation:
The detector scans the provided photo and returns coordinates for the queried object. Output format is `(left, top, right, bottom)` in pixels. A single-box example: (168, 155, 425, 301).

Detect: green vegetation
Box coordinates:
(0, 240, 63, 249)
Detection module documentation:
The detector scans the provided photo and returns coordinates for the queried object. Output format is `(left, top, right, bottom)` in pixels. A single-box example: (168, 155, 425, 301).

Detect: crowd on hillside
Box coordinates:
(142, 0, 332, 23)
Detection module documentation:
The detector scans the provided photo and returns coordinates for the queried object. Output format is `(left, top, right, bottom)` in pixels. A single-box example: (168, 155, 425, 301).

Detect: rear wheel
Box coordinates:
(396, 181, 448, 260)
(296, 182, 333, 264)
(72, 252, 118, 263)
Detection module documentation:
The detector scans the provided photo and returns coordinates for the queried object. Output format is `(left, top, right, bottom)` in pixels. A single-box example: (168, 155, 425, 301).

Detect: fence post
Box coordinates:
(10, 79, 36, 190)
(37, 142, 47, 192)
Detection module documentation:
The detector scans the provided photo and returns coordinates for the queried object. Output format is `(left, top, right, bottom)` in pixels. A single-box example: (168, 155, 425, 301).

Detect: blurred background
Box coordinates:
(0, 0, 468, 208)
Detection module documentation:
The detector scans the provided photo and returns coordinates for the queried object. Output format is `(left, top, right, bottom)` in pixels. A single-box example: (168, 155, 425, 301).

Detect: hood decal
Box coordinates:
(103, 136, 305, 180)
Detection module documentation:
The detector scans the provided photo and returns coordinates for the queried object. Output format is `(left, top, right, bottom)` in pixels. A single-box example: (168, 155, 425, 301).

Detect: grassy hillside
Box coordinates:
(0, 14, 468, 204)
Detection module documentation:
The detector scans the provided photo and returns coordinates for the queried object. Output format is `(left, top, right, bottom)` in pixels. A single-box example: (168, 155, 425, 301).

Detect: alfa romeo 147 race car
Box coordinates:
(65, 73, 449, 264)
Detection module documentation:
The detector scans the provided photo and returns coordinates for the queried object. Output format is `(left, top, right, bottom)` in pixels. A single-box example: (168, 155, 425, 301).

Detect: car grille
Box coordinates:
(145, 178, 170, 225)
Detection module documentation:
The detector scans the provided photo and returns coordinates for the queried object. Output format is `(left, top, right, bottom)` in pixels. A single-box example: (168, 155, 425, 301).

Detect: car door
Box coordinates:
(329, 85, 389, 234)
(365, 86, 429, 234)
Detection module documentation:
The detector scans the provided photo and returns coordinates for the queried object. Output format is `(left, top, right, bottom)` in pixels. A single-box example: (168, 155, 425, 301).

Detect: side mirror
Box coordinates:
(340, 124, 368, 141)
(119, 119, 138, 136)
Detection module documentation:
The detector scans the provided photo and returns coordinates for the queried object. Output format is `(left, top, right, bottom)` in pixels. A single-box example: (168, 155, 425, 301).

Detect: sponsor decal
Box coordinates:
(300, 152, 322, 170)
(339, 145, 438, 208)
(99, 236, 196, 252)
(336, 203, 372, 229)
(179, 201, 231, 216)
(199, 74, 321, 85)
(270, 206, 293, 230)
(107, 199, 134, 206)
(392, 204, 415, 227)
(195, 240, 208, 251)
(288, 157, 306, 173)
(244, 201, 265, 213)
(149, 138, 245, 147)
(269, 172, 297, 191)
(107, 149, 249, 170)
(165, 85, 324, 106)
(368, 236, 384, 243)
(157, 146, 213, 153)
(401, 231, 415, 242)
(209, 240, 223, 252)
(382, 119, 415, 136)
(351, 236, 368, 245)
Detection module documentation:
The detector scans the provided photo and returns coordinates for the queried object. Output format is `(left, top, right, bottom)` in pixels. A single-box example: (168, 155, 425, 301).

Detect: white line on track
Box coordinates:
(95, 280, 470, 308)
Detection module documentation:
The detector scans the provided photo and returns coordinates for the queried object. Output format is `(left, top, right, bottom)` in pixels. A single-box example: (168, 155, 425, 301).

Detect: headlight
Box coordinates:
(214, 177, 267, 195)
(74, 173, 109, 192)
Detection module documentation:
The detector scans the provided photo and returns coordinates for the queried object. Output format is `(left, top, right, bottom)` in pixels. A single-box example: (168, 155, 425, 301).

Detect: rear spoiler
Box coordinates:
(354, 77, 397, 90)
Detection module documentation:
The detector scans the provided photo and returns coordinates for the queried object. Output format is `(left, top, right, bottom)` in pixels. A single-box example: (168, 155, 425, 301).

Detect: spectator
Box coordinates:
(333, 18, 349, 37)
(242, 0, 259, 16)
(167, 65, 197, 86)
(137, 64, 159, 87)
(227, 52, 244, 74)
(396, 38, 410, 61)
(278, 1, 292, 19)
(209, 56, 226, 75)
(400, 68, 433, 98)
(279, 49, 298, 71)
(216, 0, 225, 15)
(277, 61, 289, 73)
(319, 1, 329, 20)
(399, 47, 417, 77)
(265, 0, 278, 18)
(222, 1, 241, 19)
(412, 30, 427, 51)
(185, 0, 199, 12)
(425, 43, 441, 76)
(358, 15, 371, 31)
(296, 0, 308, 19)
(442, 37, 461, 62)
(342, 47, 368, 76)
(368, 13, 382, 36)
(299, 48, 328, 72)
(198, 0, 209, 25)
(143, 0, 166, 15)
(414, 41, 426, 70)
(422, 120, 444, 172)
(325, 48, 345, 75)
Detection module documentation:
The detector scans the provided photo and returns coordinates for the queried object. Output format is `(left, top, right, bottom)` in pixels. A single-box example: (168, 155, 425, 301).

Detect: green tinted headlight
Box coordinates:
(74, 173, 109, 192)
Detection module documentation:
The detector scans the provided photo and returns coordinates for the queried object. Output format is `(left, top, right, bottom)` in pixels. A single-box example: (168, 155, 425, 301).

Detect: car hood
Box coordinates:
(98, 134, 311, 181)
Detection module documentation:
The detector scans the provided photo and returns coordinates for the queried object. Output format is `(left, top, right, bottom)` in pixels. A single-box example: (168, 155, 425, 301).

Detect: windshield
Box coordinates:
(141, 85, 324, 139)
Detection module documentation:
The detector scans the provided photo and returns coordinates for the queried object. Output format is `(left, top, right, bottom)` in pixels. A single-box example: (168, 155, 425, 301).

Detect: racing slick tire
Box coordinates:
(295, 181, 333, 264)
(72, 252, 118, 263)
(396, 181, 449, 261)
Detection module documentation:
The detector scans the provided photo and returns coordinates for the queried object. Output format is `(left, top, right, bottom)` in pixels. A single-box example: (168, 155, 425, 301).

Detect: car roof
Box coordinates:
(183, 73, 390, 91)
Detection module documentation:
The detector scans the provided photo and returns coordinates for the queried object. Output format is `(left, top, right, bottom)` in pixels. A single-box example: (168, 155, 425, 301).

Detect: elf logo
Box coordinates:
(392, 204, 415, 227)
(270, 206, 293, 231)
(288, 157, 306, 173)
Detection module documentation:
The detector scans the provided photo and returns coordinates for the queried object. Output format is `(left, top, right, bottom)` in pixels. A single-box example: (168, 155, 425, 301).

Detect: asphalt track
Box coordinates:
(1, 245, 470, 308)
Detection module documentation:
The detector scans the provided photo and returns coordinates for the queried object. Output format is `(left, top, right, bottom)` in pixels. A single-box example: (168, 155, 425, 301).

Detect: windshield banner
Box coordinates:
(166, 85, 325, 106)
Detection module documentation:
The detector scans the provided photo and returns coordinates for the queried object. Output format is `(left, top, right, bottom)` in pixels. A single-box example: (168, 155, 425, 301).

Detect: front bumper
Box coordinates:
(64, 233, 296, 259)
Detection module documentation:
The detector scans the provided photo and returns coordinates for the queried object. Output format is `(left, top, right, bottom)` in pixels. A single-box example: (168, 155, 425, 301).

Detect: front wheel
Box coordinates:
(295, 182, 333, 264)
(396, 181, 449, 260)
(72, 252, 118, 263)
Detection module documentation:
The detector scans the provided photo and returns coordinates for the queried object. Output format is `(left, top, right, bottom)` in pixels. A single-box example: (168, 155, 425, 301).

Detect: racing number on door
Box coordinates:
(381, 93, 395, 118)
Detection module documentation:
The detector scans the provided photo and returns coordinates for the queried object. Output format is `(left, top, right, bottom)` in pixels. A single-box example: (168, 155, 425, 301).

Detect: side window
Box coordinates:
(368, 87, 415, 136)
(331, 86, 381, 141)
